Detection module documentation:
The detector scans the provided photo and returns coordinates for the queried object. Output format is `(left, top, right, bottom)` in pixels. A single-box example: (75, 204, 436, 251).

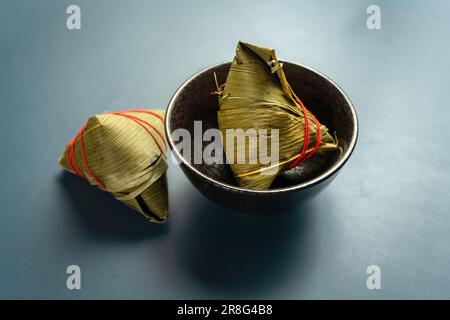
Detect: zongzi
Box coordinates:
(216, 42, 338, 190)
(58, 109, 169, 223)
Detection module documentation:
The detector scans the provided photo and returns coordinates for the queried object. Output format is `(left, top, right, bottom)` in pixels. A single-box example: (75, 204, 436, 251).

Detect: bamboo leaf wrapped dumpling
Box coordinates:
(58, 109, 169, 223)
(217, 42, 338, 190)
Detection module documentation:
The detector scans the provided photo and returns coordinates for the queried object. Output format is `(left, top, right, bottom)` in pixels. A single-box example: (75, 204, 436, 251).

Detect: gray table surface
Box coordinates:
(1, 0, 449, 299)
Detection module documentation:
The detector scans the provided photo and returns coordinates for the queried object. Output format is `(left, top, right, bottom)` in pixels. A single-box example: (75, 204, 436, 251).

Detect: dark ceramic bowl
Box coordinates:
(165, 61, 358, 213)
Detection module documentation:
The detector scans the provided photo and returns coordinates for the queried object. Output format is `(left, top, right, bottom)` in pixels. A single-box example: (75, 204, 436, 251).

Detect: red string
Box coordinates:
(110, 112, 167, 157)
(114, 111, 166, 145)
(65, 121, 106, 189)
(79, 124, 107, 190)
(65, 124, 87, 179)
(288, 94, 322, 170)
(117, 109, 164, 123)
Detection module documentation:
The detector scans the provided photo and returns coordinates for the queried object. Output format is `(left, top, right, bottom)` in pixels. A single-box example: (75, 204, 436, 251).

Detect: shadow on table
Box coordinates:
(58, 171, 169, 241)
(174, 189, 318, 295)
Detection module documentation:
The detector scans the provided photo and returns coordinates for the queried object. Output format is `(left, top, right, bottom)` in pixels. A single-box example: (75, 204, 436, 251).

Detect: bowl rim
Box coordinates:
(165, 60, 358, 194)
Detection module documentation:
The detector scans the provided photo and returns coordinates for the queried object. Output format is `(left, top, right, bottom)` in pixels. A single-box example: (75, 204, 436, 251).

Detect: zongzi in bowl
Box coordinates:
(166, 55, 357, 212)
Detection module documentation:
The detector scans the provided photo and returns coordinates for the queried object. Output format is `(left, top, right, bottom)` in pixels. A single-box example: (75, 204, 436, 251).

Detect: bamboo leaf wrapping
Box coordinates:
(58, 110, 169, 223)
(217, 42, 338, 190)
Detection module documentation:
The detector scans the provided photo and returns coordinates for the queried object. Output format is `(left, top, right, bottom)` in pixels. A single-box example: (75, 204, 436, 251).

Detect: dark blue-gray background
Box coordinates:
(1, 0, 449, 299)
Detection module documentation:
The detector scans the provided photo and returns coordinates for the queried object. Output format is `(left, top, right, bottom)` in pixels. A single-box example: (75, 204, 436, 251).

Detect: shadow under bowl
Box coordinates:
(165, 61, 358, 213)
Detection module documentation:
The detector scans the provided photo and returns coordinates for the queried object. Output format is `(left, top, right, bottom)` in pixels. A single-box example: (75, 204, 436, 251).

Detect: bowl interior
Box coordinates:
(167, 61, 356, 190)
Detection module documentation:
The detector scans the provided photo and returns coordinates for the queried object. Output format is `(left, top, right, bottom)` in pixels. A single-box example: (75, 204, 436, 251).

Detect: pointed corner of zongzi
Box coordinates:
(137, 174, 169, 223)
